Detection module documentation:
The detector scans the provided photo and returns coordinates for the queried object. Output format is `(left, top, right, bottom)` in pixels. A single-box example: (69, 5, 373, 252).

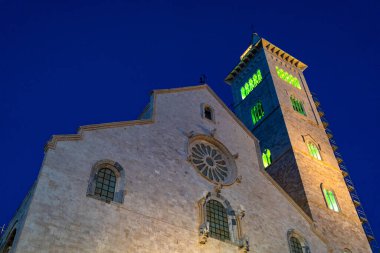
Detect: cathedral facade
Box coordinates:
(0, 35, 373, 253)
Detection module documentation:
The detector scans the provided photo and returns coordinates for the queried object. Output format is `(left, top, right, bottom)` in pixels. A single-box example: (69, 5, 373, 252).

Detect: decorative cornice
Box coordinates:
(225, 38, 307, 85)
(45, 84, 259, 153)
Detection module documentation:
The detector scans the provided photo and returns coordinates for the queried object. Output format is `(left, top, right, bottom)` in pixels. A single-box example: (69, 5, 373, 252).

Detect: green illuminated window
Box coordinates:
(240, 69, 263, 100)
(290, 96, 306, 115)
(275, 66, 301, 89)
(262, 149, 272, 168)
(323, 188, 340, 212)
(307, 142, 321, 160)
(251, 101, 264, 125)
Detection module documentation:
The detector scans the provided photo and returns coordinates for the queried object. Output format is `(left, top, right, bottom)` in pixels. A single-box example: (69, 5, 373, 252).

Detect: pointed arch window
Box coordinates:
(262, 149, 272, 168)
(322, 185, 340, 212)
(206, 200, 230, 241)
(307, 142, 321, 160)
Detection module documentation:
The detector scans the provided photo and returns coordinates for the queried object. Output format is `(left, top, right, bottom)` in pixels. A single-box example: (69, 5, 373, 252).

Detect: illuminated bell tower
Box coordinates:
(225, 34, 372, 252)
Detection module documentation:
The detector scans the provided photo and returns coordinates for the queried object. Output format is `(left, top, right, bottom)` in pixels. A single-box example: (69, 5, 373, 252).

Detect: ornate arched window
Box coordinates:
(307, 142, 322, 160)
(287, 229, 310, 253)
(198, 192, 246, 248)
(87, 160, 126, 204)
(206, 199, 230, 241)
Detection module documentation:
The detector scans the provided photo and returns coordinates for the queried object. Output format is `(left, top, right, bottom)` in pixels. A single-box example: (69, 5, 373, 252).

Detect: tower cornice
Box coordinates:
(225, 38, 307, 85)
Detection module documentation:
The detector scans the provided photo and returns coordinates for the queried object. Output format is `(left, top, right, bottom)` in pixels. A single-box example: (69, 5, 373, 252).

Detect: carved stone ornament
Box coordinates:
(199, 222, 209, 244)
(189, 138, 238, 185)
(239, 237, 250, 253)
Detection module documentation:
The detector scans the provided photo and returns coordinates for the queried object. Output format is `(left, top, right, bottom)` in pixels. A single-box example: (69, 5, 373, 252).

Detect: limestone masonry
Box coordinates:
(0, 35, 374, 253)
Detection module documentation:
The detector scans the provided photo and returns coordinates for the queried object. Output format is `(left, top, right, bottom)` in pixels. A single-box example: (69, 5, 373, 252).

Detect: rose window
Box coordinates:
(189, 140, 237, 185)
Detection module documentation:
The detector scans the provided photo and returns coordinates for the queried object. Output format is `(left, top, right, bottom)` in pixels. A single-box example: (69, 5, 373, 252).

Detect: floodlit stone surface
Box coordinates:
(2, 86, 328, 253)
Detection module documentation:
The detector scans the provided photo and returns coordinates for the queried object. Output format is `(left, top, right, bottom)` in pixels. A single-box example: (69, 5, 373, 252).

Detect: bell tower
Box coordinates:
(225, 34, 373, 252)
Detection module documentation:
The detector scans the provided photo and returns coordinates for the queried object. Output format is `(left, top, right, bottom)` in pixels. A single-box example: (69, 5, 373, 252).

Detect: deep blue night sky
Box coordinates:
(1, 0, 379, 246)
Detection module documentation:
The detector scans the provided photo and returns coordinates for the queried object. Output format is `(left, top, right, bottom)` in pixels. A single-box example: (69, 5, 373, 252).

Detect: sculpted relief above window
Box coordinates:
(188, 136, 237, 185)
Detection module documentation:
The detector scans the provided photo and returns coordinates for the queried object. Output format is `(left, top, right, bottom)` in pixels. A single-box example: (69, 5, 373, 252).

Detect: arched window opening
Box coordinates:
(206, 200, 230, 241)
(262, 149, 272, 168)
(251, 101, 264, 125)
(2, 229, 16, 253)
(290, 96, 306, 116)
(204, 106, 213, 121)
(87, 160, 126, 204)
(343, 249, 352, 253)
(289, 236, 303, 253)
(287, 230, 310, 253)
(94, 168, 116, 202)
(322, 185, 340, 212)
(307, 142, 321, 160)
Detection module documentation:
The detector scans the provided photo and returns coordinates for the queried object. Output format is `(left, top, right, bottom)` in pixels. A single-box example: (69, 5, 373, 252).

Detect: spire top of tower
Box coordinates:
(251, 33, 260, 45)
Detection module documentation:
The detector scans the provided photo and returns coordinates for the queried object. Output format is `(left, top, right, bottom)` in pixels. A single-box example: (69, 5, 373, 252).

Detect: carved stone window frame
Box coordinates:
(201, 103, 215, 123)
(87, 159, 126, 204)
(198, 192, 246, 247)
(287, 229, 311, 253)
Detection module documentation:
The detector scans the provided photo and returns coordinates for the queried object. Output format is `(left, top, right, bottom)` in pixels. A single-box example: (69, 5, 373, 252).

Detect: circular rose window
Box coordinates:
(189, 139, 237, 185)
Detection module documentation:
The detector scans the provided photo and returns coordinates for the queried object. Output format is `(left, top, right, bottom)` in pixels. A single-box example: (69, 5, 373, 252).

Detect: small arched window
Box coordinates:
(87, 160, 126, 204)
(198, 192, 242, 246)
(206, 200, 230, 241)
(262, 149, 272, 168)
(343, 249, 352, 253)
(202, 104, 214, 122)
(321, 184, 340, 212)
(251, 101, 264, 125)
(287, 229, 310, 253)
(94, 168, 116, 202)
(307, 142, 321, 160)
(289, 236, 303, 253)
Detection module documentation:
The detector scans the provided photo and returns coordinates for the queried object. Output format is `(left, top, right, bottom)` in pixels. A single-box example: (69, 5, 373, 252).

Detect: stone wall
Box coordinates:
(264, 48, 372, 253)
(12, 86, 327, 253)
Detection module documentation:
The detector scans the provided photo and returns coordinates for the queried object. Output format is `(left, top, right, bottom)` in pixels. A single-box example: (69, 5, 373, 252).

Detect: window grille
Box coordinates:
(94, 168, 116, 202)
(206, 200, 230, 241)
(251, 101, 264, 125)
(289, 236, 303, 253)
